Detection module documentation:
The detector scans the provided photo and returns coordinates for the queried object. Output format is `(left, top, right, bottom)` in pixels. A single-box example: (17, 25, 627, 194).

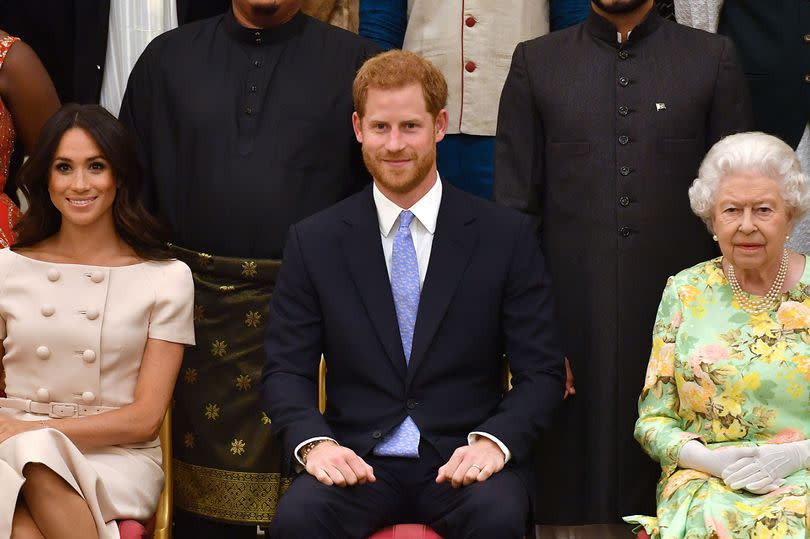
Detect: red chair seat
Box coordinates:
(118, 520, 146, 539)
(367, 524, 443, 539)
(117, 516, 156, 539)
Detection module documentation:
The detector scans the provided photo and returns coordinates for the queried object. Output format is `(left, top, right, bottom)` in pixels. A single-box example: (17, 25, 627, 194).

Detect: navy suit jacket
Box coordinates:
(262, 183, 564, 477)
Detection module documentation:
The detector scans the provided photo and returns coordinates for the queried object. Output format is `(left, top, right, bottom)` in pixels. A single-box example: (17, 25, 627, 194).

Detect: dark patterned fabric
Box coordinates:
(169, 244, 291, 524)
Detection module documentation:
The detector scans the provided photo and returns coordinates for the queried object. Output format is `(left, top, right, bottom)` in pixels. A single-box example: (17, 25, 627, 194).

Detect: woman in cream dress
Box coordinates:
(0, 104, 194, 539)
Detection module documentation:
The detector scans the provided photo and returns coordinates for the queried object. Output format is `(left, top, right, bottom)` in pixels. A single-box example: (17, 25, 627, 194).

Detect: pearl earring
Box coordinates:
(712, 234, 718, 242)
(786, 235, 791, 242)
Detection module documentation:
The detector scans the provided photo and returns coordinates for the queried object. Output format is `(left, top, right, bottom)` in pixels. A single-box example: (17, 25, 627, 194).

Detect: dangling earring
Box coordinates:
(712, 234, 718, 242)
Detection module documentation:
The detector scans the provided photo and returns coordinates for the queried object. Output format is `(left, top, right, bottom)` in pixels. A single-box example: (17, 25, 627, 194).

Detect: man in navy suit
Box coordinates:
(262, 49, 564, 538)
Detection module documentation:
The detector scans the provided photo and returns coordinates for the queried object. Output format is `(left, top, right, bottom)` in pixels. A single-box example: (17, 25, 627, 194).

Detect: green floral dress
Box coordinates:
(624, 256, 810, 539)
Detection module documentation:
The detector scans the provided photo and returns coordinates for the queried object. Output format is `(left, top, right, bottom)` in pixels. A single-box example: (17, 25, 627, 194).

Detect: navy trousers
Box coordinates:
(270, 441, 529, 539)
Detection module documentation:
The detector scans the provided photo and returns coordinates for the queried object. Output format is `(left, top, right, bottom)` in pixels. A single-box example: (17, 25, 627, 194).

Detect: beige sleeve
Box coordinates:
(148, 260, 195, 345)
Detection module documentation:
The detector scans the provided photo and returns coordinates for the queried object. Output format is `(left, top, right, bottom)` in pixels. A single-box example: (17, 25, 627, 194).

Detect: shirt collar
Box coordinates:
(222, 7, 305, 46)
(585, 6, 661, 46)
(373, 174, 443, 238)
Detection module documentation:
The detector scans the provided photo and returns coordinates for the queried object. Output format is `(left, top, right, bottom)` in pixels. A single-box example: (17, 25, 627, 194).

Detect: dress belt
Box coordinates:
(0, 397, 118, 418)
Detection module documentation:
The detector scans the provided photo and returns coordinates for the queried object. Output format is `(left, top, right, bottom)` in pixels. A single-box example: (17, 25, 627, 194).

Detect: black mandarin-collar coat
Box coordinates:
(119, 10, 378, 259)
(494, 9, 752, 524)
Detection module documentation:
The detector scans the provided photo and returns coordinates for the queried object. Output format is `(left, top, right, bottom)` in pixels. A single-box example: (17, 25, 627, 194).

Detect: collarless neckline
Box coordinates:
(221, 8, 305, 46)
(7, 248, 151, 269)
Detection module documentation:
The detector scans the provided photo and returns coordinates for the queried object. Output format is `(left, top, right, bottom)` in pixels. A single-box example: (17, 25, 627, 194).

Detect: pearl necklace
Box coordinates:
(726, 249, 789, 315)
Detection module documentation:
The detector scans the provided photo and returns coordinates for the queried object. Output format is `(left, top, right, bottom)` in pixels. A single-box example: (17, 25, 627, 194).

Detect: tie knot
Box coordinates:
(399, 210, 415, 230)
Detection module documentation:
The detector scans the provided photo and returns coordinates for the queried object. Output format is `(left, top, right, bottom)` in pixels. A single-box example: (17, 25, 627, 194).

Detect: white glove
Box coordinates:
(722, 440, 810, 494)
(678, 440, 758, 478)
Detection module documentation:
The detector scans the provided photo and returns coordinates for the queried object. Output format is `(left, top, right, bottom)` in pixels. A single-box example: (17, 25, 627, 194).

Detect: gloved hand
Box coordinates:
(722, 440, 810, 494)
(678, 440, 758, 478)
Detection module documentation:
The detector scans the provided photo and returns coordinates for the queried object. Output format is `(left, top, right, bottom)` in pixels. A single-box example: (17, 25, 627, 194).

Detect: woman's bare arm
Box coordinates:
(0, 37, 60, 153)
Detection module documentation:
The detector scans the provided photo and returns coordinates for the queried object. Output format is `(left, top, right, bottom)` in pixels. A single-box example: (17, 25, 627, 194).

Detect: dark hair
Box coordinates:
(13, 104, 170, 260)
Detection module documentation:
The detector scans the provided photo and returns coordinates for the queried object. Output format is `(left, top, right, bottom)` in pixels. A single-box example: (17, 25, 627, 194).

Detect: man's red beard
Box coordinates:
(362, 146, 436, 195)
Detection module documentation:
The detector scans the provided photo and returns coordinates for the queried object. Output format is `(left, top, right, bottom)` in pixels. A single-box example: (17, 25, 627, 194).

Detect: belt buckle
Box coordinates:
(49, 403, 79, 418)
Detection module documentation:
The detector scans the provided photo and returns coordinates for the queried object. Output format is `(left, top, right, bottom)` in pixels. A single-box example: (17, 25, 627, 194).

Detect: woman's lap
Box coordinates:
(635, 469, 810, 538)
(0, 428, 162, 539)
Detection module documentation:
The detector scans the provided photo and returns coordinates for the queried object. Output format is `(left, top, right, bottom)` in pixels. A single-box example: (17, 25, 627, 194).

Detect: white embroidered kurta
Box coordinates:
(402, 0, 548, 136)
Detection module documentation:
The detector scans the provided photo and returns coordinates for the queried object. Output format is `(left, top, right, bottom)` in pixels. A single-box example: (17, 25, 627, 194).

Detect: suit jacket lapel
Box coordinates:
(341, 188, 408, 379)
(407, 185, 478, 386)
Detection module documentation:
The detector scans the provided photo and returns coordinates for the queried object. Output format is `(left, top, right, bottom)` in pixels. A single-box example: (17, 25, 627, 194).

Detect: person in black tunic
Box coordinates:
(494, 1, 752, 537)
(118, 0, 378, 536)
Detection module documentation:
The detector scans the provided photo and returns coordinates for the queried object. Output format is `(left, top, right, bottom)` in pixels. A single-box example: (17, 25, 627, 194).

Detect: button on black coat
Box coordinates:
(494, 8, 752, 525)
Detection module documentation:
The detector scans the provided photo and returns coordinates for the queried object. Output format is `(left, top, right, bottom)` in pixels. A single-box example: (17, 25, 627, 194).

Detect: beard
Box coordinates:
(591, 0, 649, 14)
(362, 145, 436, 196)
(248, 1, 280, 16)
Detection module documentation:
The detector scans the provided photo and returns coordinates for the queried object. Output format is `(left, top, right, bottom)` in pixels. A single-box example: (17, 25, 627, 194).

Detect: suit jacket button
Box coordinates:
(619, 165, 631, 176)
(406, 399, 416, 410)
(372, 430, 382, 439)
(618, 49, 629, 60)
(619, 226, 632, 238)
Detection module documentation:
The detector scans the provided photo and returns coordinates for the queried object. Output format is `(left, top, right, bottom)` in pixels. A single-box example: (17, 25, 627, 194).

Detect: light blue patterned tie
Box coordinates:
(374, 210, 421, 458)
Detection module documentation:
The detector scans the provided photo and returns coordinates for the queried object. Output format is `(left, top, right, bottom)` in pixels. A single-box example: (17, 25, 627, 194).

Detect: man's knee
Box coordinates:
(454, 480, 529, 538)
(271, 477, 340, 538)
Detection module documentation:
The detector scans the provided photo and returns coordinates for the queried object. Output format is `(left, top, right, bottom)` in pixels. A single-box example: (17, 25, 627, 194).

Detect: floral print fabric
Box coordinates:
(625, 257, 810, 539)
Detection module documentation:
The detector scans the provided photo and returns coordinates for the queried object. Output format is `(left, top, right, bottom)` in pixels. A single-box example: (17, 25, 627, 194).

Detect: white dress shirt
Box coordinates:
(295, 175, 511, 465)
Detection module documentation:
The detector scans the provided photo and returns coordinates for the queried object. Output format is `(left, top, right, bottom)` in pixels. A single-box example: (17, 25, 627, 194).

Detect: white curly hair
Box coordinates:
(688, 131, 810, 231)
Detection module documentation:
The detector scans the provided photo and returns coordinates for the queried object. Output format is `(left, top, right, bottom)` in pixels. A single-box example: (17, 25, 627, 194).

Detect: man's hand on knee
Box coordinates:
(305, 442, 376, 487)
(435, 437, 506, 488)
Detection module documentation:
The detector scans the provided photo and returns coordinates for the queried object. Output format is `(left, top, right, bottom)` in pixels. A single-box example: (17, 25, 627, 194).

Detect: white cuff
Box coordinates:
(294, 436, 339, 466)
(468, 432, 511, 463)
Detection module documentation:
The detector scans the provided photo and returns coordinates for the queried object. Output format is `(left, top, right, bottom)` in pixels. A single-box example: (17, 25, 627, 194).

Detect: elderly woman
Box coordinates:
(625, 132, 810, 539)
